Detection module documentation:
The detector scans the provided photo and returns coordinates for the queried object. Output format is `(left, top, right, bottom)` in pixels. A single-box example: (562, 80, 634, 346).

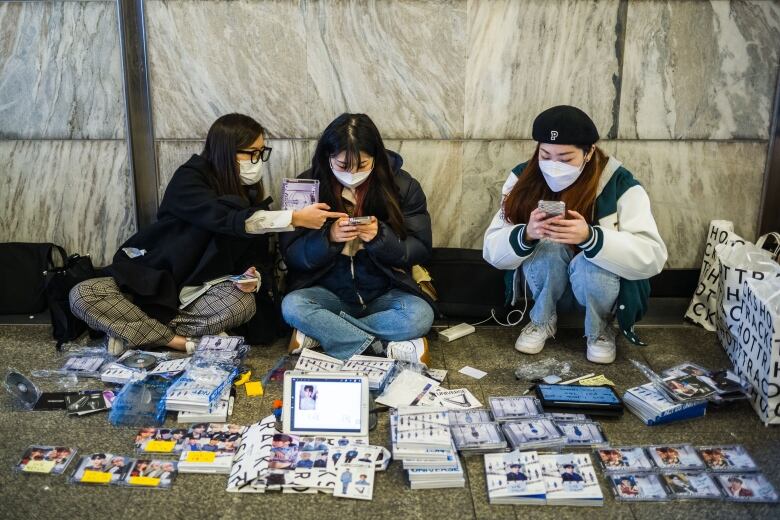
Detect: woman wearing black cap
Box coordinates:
(483, 105, 667, 364)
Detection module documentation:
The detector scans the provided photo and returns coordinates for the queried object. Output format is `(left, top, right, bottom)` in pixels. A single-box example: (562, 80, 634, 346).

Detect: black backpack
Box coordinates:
(44, 253, 101, 350)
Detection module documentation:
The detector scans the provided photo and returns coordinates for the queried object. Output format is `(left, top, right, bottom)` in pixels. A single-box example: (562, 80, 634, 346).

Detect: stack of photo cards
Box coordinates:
(660, 363, 750, 405)
(281, 178, 319, 211)
(134, 426, 188, 455)
(489, 396, 543, 422)
(484, 450, 546, 504)
(178, 423, 246, 474)
(69, 453, 177, 489)
(177, 385, 234, 423)
(540, 453, 603, 506)
(164, 362, 236, 413)
(449, 409, 507, 453)
(390, 408, 464, 489)
(15, 446, 77, 475)
(502, 418, 565, 451)
(623, 382, 707, 425)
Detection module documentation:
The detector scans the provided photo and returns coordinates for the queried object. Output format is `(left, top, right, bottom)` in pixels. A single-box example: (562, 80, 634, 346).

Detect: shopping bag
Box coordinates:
(730, 276, 780, 425)
(715, 241, 780, 355)
(685, 221, 745, 330)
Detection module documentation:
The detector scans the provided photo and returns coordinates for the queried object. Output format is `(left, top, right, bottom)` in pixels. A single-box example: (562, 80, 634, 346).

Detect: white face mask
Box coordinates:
(538, 159, 586, 192)
(238, 159, 263, 185)
(332, 169, 371, 189)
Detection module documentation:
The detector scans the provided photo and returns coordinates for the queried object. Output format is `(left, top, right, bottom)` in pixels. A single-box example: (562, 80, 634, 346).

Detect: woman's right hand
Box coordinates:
(291, 203, 347, 230)
(329, 217, 360, 243)
(525, 208, 558, 241)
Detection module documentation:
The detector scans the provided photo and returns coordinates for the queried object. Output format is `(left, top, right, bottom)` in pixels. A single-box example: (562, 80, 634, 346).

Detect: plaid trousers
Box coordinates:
(70, 277, 256, 347)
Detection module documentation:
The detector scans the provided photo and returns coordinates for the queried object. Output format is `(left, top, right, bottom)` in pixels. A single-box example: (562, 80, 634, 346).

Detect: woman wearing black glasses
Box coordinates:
(70, 113, 343, 354)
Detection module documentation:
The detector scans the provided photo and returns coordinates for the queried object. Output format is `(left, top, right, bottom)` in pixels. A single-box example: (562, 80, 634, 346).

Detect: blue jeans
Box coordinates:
(282, 286, 434, 360)
(521, 241, 619, 340)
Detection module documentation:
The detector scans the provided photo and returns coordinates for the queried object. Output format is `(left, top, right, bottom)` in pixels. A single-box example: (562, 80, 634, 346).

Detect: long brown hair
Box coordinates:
(312, 113, 406, 238)
(502, 144, 608, 225)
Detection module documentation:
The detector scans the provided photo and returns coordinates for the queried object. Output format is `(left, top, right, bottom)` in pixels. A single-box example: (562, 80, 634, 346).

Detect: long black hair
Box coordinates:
(311, 113, 406, 238)
(201, 113, 264, 201)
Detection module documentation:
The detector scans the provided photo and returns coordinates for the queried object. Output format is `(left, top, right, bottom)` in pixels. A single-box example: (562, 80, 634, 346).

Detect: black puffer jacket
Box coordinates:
(279, 151, 434, 306)
(108, 154, 272, 323)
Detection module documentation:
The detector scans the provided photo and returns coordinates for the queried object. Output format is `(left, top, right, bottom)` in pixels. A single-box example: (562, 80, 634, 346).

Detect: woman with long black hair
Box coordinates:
(280, 113, 435, 362)
(70, 113, 343, 354)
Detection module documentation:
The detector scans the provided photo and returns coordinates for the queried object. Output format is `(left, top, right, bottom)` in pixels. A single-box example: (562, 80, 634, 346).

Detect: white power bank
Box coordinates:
(438, 323, 476, 342)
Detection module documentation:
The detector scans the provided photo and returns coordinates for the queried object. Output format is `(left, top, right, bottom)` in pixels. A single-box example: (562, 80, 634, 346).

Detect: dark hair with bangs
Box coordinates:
(311, 113, 405, 237)
(201, 113, 265, 202)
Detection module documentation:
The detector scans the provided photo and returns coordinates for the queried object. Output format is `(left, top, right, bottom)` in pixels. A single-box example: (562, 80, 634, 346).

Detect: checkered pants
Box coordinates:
(69, 277, 256, 347)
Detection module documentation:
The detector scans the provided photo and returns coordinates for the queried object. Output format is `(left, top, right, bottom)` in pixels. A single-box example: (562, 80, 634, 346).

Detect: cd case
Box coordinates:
(647, 444, 705, 471)
(714, 473, 779, 502)
(282, 178, 319, 211)
(451, 423, 507, 451)
(556, 420, 608, 448)
(70, 453, 135, 486)
(595, 446, 655, 473)
(489, 396, 543, 422)
(660, 471, 722, 500)
(501, 418, 564, 450)
(696, 445, 759, 472)
(16, 446, 77, 475)
(610, 473, 670, 501)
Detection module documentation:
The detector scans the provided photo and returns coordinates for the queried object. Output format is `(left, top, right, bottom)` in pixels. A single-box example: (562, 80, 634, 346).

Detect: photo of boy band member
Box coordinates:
(726, 476, 755, 497)
(299, 385, 318, 410)
(506, 463, 528, 481)
(617, 476, 639, 496)
(106, 456, 129, 481)
(656, 447, 681, 466)
(560, 463, 585, 486)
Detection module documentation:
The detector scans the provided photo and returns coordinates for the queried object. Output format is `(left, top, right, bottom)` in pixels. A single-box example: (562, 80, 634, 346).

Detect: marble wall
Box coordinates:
(0, 0, 134, 266)
(148, 0, 780, 268)
(2, 1, 778, 270)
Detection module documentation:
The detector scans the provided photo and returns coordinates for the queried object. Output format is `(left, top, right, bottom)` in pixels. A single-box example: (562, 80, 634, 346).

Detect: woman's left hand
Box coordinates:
(543, 210, 591, 245)
(357, 217, 379, 242)
(234, 266, 259, 293)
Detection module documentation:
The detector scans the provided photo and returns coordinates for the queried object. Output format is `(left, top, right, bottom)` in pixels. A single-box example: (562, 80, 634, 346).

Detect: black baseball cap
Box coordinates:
(532, 105, 599, 145)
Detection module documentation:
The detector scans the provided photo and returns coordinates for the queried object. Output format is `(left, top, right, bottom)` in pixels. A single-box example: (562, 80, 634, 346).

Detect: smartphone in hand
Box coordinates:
(229, 274, 259, 284)
(347, 216, 372, 225)
(538, 200, 565, 217)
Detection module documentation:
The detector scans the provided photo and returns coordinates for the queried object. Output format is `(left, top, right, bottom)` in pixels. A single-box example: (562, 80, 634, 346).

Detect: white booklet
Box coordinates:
(376, 370, 440, 408)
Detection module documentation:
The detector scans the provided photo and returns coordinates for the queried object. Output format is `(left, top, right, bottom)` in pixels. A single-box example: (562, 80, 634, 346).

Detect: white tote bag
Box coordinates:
(715, 241, 780, 354)
(685, 220, 746, 330)
(730, 276, 780, 425)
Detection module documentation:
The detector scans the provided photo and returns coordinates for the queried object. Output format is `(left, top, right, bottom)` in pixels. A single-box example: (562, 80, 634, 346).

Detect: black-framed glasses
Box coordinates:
(237, 146, 272, 164)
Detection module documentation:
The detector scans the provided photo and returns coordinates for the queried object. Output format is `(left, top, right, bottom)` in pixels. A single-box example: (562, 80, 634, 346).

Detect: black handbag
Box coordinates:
(0, 242, 66, 314)
(44, 253, 99, 350)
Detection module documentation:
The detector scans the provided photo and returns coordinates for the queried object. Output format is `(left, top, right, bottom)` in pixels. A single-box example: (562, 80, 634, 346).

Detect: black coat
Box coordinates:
(108, 154, 272, 323)
(279, 151, 434, 306)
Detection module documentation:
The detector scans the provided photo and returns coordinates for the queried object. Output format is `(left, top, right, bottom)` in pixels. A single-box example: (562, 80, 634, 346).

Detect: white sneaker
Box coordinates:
(106, 336, 127, 356)
(586, 328, 617, 364)
(514, 318, 557, 354)
(288, 329, 320, 354)
(387, 338, 430, 366)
